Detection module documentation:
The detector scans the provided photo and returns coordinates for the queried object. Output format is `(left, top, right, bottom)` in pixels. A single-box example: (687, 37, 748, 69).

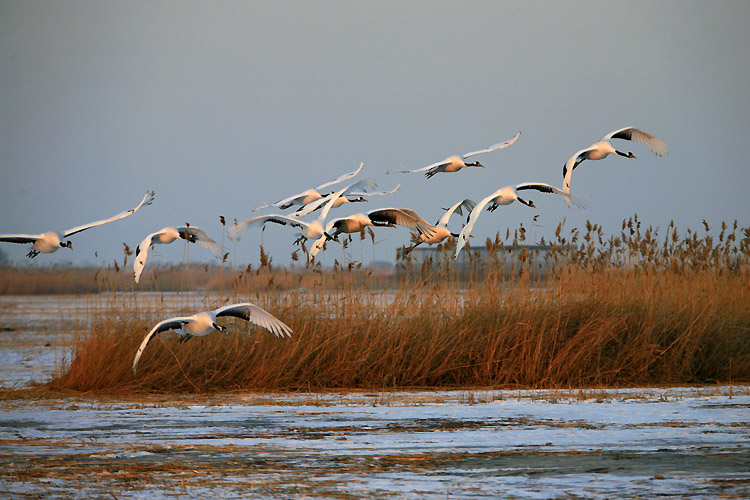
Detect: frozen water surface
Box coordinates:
(0, 388, 748, 499)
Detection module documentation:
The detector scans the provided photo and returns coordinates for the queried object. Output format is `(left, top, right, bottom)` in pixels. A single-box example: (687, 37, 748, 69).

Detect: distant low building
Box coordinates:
(401, 243, 554, 276)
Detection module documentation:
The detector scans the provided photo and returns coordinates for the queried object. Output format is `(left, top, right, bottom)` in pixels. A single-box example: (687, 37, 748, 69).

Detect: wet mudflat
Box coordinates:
(1, 388, 748, 499)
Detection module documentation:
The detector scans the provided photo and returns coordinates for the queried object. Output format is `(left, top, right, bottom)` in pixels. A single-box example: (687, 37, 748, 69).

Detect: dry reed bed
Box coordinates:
(4, 216, 749, 393)
(46, 268, 750, 393)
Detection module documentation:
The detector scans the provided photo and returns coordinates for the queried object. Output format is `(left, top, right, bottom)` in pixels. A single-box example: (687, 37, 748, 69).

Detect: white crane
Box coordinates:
(409, 198, 476, 249)
(133, 225, 223, 283)
(253, 161, 364, 211)
(328, 207, 437, 239)
(132, 302, 292, 375)
(293, 181, 400, 218)
(308, 207, 438, 260)
(454, 183, 580, 259)
(230, 183, 350, 254)
(563, 127, 668, 200)
(0, 191, 155, 258)
(388, 132, 520, 178)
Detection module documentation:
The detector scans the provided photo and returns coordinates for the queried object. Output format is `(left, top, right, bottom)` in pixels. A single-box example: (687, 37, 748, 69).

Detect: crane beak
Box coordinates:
(519, 197, 535, 209)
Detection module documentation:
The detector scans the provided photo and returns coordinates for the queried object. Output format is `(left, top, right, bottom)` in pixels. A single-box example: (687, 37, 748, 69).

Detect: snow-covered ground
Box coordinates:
(0, 388, 748, 499)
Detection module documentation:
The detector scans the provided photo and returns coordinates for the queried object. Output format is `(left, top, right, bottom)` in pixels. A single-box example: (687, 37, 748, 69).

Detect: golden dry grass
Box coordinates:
(3, 216, 749, 393)
(45, 267, 750, 393)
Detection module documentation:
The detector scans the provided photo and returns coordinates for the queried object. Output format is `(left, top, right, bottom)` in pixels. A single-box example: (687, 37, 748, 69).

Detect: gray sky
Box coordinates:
(2, 1, 749, 268)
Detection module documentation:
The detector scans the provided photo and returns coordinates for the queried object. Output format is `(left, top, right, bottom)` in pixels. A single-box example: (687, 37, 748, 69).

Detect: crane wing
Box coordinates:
(603, 127, 668, 156)
(516, 182, 587, 209)
(515, 182, 566, 195)
(315, 161, 364, 191)
(317, 183, 354, 223)
(64, 191, 155, 237)
(214, 303, 293, 338)
(132, 317, 191, 375)
(454, 191, 500, 259)
(436, 199, 476, 227)
(228, 214, 306, 240)
(367, 208, 436, 238)
(0, 234, 42, 244)
(264, 189, 320, 211)
(388, 160, 450, 175)
(133, 231, 161, 284)
(293, 179, 378, 218)
(179, 227, 222, 258)
(562, 146, 591, 195)
(463, 131, 521, 158)
(348, 182, 400, 197)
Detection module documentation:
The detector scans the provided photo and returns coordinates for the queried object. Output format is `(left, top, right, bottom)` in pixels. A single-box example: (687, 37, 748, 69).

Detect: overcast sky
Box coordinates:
(2, 1, 749, 269)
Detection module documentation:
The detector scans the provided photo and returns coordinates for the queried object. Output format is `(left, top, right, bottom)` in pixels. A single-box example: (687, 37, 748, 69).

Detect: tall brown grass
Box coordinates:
(16, 217, 750, 393)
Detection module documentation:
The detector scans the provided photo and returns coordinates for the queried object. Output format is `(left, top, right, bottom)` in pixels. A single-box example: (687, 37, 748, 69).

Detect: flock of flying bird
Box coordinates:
(1, 126, 668, 375)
